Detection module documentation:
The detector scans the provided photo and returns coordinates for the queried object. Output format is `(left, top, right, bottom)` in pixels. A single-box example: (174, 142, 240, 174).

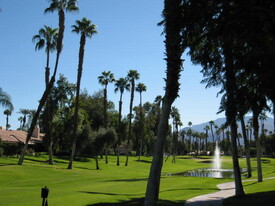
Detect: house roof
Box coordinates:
(0, 130, 43, 145)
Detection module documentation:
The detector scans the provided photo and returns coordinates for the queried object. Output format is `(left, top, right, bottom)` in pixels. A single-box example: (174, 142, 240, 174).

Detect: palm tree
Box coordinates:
(114, 77, 130, 166)
(170, 106, 180, 162)
(98, 71, 115, 129)
(154, 95, 163, 135)
(125, 69, 140, 166)
(209, 120, 216, 148)
(32, 25, 58, 87)
(67, 17, 97, 170)
(204, 125, 210, 153)
(18, 117, 23, 130)
(98, 71, 115, 164)
(136, 82, 147, 161)
(32, 25, 58, 165)
(18, 0, 78, 165)
(4, 109, 11, 130)
(188, 121, 192, 152)
(18, 109, 31, 131)
(0, 88, 14, 111)
(144, 0, 183, 204)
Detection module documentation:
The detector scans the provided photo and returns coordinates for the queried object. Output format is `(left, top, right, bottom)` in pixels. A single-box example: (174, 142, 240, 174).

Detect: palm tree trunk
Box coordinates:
(252, 111, 263, 182)
(18, 77, 56, 165)
(67, 34, 86, 169)
(224, 44, 245, 197)
(5, 115, 9, 130)
(144, 101, 171, 205)
(125, 80, 134, 166)
(240, 115, 252, 177)
(144, 0, 183, 204)
(45, 49, 54, 165)
(103, 86, 108, 128)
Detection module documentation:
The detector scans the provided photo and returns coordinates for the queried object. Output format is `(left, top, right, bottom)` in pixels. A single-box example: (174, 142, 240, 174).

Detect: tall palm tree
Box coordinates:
(18, 109, 31, 131)
(98, 71, 115, 164)
(170, 106, 180, 162)
(4, 109, 11, 130)
(136, 82, 147, 161)
(33, 25, 58, 165)
(154, 95, 163, 136)
(204, 125, 210, 153)
(18, 0, 78, 165)
(32, 25, 58, 87)
(209, 120, 216, 147)
(67, 17, 97, 170)
(188, 121, 192, 152)
(98, 71, 115, 129)
(114, 77, 130, 166)
(18, 117, 23, 130)
(0, 88, 14, 111)
(125, 69, 140, 166)
(144, 0, 183, 204)
(114, 77, 130, 135)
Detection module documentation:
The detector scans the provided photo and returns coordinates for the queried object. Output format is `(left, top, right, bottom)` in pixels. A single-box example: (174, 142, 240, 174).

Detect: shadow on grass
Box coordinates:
(134, 160, 152, 164)
(0, 163, 17, 166)
(223, 191, 275, 206)
(58, 156, 91, 162)
(24, 157, 47, 163)
(86, 197, 185, 206)
(198, 160, 212, 164)
(75, 166, 99, 170)
(105, 178, 148, 182)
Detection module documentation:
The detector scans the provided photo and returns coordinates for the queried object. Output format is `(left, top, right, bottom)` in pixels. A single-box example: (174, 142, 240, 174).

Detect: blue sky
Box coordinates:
(0, 0, 226, 130)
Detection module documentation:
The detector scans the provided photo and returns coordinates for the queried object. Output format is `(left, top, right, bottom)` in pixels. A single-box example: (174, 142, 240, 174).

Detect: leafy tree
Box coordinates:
(125, 69, 140, 166)
(144, 0, 183, 204)
(68, 17, 97, 169)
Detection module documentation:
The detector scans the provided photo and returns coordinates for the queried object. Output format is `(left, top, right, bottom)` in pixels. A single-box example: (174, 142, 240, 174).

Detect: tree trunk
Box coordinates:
(67, 34, 86, 169)
(240, 115, 252, 177)
(252, 111, 263, 182)
(18, 77, 56, 165)
(144, 101, 172, 205)
(116, 150, 120, 166)
(144, 0, 183, 204)
(125, 80, 135, 166)
(95, 155, 99, 170)
(224, 44, 245, 197)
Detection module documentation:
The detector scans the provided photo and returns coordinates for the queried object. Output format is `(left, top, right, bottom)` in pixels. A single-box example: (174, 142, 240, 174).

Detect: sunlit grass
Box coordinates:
(0, 155, 274, 205)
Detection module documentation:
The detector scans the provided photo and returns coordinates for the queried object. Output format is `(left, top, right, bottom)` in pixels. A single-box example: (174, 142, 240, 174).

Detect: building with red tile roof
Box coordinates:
(0, 127, 43, 145)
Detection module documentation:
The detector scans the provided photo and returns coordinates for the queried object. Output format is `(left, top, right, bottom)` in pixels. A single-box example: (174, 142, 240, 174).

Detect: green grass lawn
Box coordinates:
(0, 155, 274, 205)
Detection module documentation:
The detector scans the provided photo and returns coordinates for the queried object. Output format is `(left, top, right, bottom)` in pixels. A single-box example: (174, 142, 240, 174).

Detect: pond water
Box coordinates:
(163, 168, 247, 178)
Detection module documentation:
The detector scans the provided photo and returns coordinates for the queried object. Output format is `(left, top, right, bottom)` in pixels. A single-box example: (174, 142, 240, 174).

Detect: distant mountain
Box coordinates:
(182, 117, 274, 141)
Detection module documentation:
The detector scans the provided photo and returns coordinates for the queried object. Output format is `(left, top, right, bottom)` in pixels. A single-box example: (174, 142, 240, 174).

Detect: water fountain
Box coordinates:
(213, 141, 221, 171)
(162, 141, 247, 178)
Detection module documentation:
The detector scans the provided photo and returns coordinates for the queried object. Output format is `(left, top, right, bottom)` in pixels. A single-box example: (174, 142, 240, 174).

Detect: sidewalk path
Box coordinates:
(184, 177, 275, 206)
